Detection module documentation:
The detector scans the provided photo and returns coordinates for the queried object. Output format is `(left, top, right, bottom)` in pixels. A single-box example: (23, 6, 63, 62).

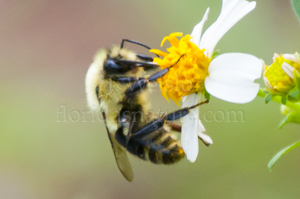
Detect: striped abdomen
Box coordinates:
(115, 127, 185, 164)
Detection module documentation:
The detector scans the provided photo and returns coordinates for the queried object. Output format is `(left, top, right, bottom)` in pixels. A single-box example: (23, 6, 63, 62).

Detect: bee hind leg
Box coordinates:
(163, 100, 209, 121)
(131, 100, 209, 140)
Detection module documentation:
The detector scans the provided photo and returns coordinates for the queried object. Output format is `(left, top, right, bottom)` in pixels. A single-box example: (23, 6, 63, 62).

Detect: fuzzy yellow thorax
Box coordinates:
(150, 33, 210, 105)
(264, 53, 300, 94)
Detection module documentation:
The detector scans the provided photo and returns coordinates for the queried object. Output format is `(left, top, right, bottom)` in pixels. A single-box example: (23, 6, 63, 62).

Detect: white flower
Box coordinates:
(181, 0, 263, 162)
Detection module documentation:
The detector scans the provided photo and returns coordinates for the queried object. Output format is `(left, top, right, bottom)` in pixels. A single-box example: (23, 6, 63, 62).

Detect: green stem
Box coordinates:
(257, 89, 300, 112)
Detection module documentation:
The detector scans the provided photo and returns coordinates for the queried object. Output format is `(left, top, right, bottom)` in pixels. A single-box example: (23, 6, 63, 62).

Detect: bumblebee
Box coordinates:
(85, 39, 205, 181)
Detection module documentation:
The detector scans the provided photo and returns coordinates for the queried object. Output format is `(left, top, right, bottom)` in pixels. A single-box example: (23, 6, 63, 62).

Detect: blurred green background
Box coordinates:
(0, 0, 299, 198)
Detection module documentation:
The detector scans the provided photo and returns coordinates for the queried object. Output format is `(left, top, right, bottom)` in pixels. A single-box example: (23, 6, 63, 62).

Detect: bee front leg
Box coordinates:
(125, 54, 186, 96)
(124, 67, 175, 96)
(136, 54, 154, 62)
(110, 76, 138, 84)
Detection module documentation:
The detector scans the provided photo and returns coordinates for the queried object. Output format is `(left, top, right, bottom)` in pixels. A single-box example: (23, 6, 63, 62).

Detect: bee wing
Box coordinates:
(102, 112, 134, 182)
(107, 131, 134, 182)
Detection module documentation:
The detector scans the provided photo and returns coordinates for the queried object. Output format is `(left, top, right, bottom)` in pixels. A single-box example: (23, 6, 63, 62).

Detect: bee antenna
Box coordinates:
(120, 39, 160, 57)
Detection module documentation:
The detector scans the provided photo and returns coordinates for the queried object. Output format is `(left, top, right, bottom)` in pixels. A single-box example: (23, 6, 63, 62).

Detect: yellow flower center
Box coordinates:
(264, 53, 300, 93)
(150, 32, 210, 105)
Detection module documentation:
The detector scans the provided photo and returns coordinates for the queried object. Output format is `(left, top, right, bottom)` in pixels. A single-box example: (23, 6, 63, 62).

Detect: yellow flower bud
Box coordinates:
(264, 52, 300, 94)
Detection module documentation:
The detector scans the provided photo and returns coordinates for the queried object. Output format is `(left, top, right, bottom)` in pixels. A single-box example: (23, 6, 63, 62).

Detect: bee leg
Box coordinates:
(166, 122, 210, 146)
(124, 67, 171, 96)
(136, 55, 160, 70)
(167, 122, 182, 132)
(164, 101, 210, 147)
(129, 100, 208, 140)
(115, 59, 158, 68)
(106, 59, 158, 73)
(163, 100, 209, 121)
(130, 101, 208, 141)
(110, 76, 139, 84)
(136, 54, 154, 62)
(124, 75, 155, 96)
(131, 118, 165, 140)
(125, 54, 186, 96)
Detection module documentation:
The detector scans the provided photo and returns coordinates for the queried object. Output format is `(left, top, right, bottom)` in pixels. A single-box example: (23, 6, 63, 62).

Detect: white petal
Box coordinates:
(281, 62, 295, 79)
(181, 93, 207, 162)
(181, 106, 199, 162)
(199, 133, 213, 146)
(208, 53, 262, 79)
(197, 120, 213, 146)
(181, 94, 212, 147)
(182, 93, 197, 108)
(198, 132, 213, 146)
(190, 8, 210, 46)
(205, 78, 260, 103)
(283, 54, 300, 64)
(197, 119, 206, 132)
(199, 0, 256, 58)
(263, 76, 273, 90)
(273, 53, 280, 62)
(182, 91, 206, 107)
(195, 95, 212, 145)
(205, 53, 262, 103)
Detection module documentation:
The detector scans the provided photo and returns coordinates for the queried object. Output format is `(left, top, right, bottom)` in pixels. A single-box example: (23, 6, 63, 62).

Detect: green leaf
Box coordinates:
(265, 94, 273, 104)
(279, 113, 291, 129)
(263, 90, 270, 94)
(281, 95, 287, 105)
(291, 0, 300, 21)
(288, 87, 299, 98)
(268, 140, 300, 171)
(279, 112, 300, 129)
(289, 111, 300, 124)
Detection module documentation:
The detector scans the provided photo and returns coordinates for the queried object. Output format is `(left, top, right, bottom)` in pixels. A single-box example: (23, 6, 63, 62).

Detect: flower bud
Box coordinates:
(263, 52, 300, 95)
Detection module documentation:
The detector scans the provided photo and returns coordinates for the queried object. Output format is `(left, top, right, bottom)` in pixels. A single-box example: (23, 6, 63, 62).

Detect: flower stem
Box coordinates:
(257, 89, 300, 112)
